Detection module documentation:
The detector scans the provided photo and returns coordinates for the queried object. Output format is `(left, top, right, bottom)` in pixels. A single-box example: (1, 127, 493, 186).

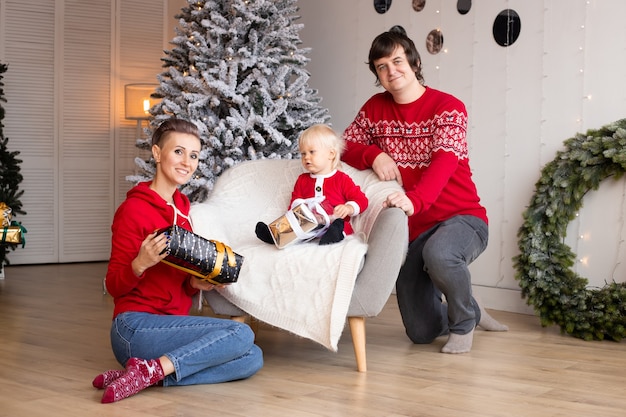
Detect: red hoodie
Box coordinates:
(105, 181, 198, 319)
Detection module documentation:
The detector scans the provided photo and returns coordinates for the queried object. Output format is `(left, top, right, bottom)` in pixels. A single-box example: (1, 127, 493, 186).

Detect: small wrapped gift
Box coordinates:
(155, 225, 243, 285)
(268, 203, 326, 249)
(1, 221, 27, 247)
(1, 202, 12, 227)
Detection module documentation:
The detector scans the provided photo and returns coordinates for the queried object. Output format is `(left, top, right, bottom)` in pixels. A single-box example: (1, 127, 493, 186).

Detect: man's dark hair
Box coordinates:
(367, 25, 424, 86)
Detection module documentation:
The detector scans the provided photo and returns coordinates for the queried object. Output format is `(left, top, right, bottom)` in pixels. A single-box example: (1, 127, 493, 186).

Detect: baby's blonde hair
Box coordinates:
(298, 124, 345, 170)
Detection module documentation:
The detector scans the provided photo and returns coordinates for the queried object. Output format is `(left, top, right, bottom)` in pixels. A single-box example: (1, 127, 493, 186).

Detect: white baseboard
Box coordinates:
(472, 285, 535, 315)
(392, 284, 536, 315)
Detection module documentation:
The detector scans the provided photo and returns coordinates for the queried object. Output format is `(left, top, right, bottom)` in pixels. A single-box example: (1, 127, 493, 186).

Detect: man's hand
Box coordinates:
(383, 191, 415, 216)
(372, 153, 403, 186)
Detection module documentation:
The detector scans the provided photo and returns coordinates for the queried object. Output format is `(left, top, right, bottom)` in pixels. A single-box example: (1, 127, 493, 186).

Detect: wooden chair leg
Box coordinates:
(231, 315, 247, 323)
(348, 316, 367, 372)
(249, 316, 260, 335)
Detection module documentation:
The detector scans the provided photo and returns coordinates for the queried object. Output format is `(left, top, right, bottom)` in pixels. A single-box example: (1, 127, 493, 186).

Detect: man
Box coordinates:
(342, 26, 508, 353)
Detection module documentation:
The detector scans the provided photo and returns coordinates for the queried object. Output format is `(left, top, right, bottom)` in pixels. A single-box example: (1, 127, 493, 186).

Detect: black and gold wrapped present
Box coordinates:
(1, 221, 27, 247)
(268, 203, 323, 249)
(155, 225, 243, 285)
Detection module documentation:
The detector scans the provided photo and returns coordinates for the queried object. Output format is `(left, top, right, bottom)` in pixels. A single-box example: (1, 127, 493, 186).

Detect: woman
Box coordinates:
(94, 119, 263, 403)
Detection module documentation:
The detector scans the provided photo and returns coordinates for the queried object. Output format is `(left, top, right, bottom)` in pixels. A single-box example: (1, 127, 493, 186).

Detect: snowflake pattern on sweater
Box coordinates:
(342, 88, 487, 240)
(349, 110, 468, 169)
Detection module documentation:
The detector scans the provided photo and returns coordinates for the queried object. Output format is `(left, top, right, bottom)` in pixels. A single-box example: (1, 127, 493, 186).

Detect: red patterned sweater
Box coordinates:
(342, 87, 487, 241)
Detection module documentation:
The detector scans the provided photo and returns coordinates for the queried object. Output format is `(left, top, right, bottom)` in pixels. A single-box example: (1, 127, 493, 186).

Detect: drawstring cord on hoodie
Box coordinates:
(167, 202, 204, 311)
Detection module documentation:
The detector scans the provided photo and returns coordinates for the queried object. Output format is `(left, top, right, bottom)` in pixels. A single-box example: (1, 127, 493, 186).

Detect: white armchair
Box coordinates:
(190, 159, 408, 372)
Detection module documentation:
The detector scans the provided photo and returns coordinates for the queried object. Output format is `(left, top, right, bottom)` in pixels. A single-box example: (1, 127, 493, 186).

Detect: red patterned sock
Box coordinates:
(92, 369, 126, 389)
(101, 358, 165, 404)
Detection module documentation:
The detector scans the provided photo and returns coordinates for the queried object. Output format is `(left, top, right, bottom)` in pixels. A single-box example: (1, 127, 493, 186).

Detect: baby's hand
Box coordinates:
(333, 204, 354, 219)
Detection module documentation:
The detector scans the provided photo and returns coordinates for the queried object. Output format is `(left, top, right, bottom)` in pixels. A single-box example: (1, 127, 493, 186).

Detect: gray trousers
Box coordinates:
(396, 215, 488, 343)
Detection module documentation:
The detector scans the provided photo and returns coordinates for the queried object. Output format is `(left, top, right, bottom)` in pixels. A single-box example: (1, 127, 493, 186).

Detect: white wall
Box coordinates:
(298, 0, 626, 313)
(2, 0, 625, 314)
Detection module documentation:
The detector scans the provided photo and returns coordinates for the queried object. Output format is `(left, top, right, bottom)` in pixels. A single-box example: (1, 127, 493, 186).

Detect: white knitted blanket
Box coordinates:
(190, 160, 399, 350)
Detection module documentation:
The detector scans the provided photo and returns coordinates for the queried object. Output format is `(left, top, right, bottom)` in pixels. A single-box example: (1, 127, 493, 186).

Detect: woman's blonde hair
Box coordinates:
(298, 124, 345, 170)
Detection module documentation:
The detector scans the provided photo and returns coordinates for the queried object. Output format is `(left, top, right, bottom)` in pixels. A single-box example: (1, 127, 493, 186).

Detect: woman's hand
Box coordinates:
(383, 191, 415, 216)
(131, 231, 169, 276)
(189, 277, 225, 292)
(372, 153, 403, 186)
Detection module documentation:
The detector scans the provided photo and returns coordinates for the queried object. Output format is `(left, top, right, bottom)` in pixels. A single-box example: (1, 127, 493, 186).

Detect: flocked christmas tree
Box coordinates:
(0, 62, 27, 271)
(129, 0, 330, 202)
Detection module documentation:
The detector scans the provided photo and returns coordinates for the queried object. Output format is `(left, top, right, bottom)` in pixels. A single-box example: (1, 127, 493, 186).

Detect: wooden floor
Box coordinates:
(0, 262, 624, 417)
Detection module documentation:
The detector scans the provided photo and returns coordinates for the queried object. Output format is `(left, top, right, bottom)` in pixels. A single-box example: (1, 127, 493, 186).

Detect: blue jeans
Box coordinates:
(110, 312, 263, 387)
(396, 215, 488, 343)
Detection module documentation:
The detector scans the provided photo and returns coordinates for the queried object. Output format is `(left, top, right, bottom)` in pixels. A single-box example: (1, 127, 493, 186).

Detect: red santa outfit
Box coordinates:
(290, 170, 368, 235)
(105, 181, 198, 318)
(342, 87, 487, 241)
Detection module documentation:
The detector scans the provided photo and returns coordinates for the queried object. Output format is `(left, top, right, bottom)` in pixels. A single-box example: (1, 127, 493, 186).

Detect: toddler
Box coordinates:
(256, 124, 368, 246)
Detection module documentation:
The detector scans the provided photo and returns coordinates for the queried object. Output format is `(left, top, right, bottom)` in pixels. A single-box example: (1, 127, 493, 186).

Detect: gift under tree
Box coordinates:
(0, 62, 27, 278)
(129, 0, 329, 203)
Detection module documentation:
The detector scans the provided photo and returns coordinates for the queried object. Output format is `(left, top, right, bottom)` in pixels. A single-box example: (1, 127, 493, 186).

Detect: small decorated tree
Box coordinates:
(129, 0, 330, 202)
(0, 62, 27, 276)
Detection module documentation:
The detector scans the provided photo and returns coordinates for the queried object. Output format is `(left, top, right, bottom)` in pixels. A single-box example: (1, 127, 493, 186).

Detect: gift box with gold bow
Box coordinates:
(1, 221, 27, 247)
(155, 225, 243, 285)
(268, 203, 327, 249)
(1, 202, 12, 227)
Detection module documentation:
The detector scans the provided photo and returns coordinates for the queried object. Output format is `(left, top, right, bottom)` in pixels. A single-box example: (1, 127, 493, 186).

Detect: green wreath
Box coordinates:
(514, 118, 626, 341)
